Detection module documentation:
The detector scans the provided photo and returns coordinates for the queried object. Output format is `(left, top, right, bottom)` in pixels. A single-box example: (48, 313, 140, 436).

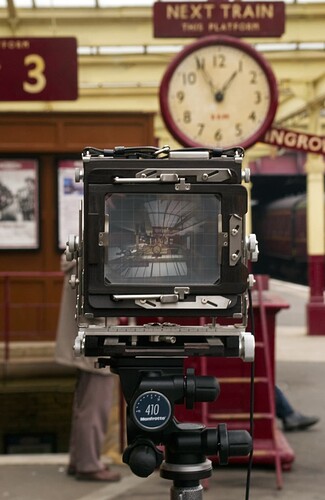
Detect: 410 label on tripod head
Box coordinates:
(133, 391, 172, 431)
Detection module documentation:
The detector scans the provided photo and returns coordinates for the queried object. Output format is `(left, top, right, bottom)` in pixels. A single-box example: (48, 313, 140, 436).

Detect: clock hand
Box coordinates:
(215, 71, 238, 102)
(221, 70, 238, 93)
(195, 57, 216, 96)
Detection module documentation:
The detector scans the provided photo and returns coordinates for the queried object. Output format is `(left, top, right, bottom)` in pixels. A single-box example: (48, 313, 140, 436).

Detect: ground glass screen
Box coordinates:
(104, 193, 221, 285)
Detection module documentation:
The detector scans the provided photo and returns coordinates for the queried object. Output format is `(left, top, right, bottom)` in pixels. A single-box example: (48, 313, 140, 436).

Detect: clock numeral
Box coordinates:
(197, 123, 205, 136)
(195, 57, 205, 70)
(235, 123, 243, 137)
(249, 111, 256, 121)
(183, 111, 191, 124)
(250, 70, 257, 84)
(213, 54, 226, 68)
(214, 129, 223, 141)
(238, 60, 243, 73)
(182, 72, 197, 85)
(177, 91, 185, 103)
(254, 91, 261, 104)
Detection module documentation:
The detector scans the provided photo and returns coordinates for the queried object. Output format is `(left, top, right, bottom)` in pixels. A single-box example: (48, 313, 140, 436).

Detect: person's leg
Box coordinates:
(69, 371, 120, 480)
(275, 385, 294, 419)
(67, 370, 81, 474)
(275, 385, 319, 431)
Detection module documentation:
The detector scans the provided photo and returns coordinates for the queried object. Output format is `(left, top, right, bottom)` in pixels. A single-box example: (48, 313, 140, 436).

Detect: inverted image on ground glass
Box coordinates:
(104, 193, 221, 285)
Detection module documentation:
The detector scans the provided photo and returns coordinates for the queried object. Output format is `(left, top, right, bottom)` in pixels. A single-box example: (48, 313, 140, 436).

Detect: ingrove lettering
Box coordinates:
(264, 128, 325, 154)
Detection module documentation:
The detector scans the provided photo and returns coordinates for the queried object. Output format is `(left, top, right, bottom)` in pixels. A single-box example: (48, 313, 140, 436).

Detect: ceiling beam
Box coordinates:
(276, 73, 325, 126)
(6, 0, 19, 32)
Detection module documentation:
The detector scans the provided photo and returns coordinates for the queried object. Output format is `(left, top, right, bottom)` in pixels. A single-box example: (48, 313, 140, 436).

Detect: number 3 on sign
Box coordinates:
(23, 54, 46, 94)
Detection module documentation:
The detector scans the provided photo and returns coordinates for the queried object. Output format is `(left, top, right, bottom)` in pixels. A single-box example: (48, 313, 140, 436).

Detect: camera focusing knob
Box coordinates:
(73, 331, 85, 357)
(247, 273, 256, 289)
(75, 167, 84, 182)
(69, 274, 78, 289)
(241, 168, 250, 183)
(246, 234, 259, 262)
(239, 332, 255, 362)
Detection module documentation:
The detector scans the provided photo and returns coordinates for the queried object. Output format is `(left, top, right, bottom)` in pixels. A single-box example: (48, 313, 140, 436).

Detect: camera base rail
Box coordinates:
(74, 323, 254, 362)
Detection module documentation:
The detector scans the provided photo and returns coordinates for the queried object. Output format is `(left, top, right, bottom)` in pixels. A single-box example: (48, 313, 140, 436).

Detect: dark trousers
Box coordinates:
(275, 385, 294, 420)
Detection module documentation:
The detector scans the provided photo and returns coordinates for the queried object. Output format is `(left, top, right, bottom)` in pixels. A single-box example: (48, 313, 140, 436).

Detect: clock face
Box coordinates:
(159, 36, 278, 150)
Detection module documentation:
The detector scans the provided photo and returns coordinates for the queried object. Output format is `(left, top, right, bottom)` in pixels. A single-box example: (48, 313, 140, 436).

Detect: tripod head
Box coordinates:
(104, 356, 252, 489)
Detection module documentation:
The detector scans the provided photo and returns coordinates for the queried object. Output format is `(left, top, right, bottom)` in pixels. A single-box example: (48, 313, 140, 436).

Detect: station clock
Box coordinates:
(159, 35, 278, 150)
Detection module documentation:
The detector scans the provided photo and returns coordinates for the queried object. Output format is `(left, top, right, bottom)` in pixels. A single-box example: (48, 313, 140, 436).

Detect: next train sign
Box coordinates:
(153, 1, 285, 38)
(0, 38, 78, 101)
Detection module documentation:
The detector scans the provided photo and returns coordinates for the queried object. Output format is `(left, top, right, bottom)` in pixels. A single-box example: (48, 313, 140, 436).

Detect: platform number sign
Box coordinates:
(0, 38, 78, 101)
(22, 53, 46, 95)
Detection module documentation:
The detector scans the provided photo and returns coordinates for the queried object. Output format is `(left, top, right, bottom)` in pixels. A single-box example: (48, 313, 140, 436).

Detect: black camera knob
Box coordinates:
(123, 441, 163, 478)
(218, 424, 252, 465)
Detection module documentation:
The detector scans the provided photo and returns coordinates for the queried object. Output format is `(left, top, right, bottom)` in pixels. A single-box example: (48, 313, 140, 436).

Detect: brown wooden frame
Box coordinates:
(0, 112, 154, 341)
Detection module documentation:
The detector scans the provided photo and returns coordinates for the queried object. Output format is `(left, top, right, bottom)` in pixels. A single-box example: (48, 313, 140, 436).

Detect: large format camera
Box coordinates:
(67, 145, 258, 498)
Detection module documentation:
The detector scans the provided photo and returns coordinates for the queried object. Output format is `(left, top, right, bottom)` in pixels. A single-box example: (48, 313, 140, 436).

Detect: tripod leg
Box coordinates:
(170, 483, 203, 500)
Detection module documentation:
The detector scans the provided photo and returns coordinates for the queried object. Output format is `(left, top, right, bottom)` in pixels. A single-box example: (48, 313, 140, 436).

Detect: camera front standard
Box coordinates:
(67, 145, 257, 360)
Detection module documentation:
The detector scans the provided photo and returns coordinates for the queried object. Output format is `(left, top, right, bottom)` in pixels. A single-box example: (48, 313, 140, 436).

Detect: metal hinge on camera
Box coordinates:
(135, 295, 233, 310)
(98, 214, 110, 247)
(114, 172, 190, 191)
(114, 168, 232, 191)
(229, 214, 243, 266)
(113, 291, 234, 311)
(135, 168, 231, 183)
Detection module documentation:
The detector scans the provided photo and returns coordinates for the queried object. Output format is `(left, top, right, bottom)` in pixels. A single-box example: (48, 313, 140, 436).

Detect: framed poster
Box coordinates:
(57, 160, 83, 250)
(0, 159, 39, 250)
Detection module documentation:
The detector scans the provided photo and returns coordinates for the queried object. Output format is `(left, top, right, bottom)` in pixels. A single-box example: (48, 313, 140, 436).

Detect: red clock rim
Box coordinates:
(159, 35, 278, 150)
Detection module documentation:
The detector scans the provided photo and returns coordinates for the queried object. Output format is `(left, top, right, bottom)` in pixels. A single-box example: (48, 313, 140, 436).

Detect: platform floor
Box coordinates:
(0, 280, 324, 499)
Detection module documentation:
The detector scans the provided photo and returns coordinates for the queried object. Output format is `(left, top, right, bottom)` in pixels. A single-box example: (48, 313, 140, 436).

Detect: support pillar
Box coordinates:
(306, 153, 325, 335)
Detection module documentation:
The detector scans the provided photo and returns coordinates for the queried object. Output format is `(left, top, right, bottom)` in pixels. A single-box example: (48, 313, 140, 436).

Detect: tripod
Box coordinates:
(105, 357, 252, 500)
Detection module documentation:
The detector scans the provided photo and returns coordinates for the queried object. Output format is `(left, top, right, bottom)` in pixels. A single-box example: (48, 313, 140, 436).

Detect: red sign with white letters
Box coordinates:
(0, 38, 78, 101)
(153, 2, 285, 38)
(262, 127, 325, 155)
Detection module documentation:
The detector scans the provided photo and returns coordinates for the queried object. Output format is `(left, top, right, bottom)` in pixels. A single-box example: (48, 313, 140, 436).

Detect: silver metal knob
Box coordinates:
(73, 331, 85, 357)
(246, 234, 259, 262)
(239, 332, 255, 362)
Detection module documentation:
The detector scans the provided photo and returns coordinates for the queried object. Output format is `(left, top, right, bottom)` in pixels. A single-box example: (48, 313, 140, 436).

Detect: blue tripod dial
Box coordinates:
(133, 391, 172, 431)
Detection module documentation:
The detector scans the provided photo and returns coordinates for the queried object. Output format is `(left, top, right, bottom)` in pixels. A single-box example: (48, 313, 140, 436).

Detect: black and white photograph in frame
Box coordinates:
(0, 159, 39, 249)
(57, 159, 83, 250)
